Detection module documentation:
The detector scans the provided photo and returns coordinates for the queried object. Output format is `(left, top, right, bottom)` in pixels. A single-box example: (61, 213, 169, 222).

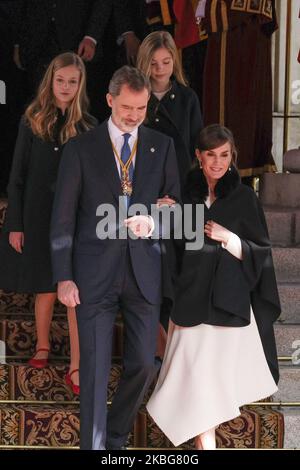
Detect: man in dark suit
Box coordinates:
(13, 0, 117, 121)
(0, 1, 26, 195)
(15, 0, 111, 68)
(113, 0, 174, 66)
(50, 66, 180, 450)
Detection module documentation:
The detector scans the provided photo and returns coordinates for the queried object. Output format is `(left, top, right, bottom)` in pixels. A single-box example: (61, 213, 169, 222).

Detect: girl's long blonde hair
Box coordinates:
(25, 52, 94, 144)
(137, 31, 187, 86)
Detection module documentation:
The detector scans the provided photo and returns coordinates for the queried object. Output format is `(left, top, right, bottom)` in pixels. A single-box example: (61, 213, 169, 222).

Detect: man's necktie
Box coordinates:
(121, 133, 133, 207)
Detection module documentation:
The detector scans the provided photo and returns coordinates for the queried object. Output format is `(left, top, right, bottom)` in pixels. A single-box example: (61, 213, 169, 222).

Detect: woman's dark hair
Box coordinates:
(185, 124, 240, 202)
(197, 124, 238, 165)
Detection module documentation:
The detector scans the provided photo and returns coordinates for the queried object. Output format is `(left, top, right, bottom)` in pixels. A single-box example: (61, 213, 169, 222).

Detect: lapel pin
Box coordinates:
(150, 147, 155, 153)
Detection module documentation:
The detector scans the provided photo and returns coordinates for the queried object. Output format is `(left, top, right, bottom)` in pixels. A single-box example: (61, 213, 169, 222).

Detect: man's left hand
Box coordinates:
(78, 37, 96, 61)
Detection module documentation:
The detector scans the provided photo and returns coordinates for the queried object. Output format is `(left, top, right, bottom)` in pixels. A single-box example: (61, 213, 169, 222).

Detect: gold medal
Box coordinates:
(121, 172, 133, 196)
(111, 138, 138, 196)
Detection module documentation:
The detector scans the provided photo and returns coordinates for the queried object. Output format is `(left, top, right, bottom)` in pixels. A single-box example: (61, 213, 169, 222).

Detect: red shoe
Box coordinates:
(65, 369, 80, 396)
(28, 348, 50, 368)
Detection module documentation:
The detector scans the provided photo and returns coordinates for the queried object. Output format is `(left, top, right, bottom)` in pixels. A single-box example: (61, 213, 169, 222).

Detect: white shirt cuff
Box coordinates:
(145, 216, 155, 238)
(117, 31, 135, 46)
(84, 36, 97, 45)
(195, 0, 207, 18)
(222, 232, 242, 260)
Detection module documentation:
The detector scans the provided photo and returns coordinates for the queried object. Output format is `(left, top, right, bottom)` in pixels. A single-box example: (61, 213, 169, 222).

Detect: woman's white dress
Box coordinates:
(146, 198, 278, 447)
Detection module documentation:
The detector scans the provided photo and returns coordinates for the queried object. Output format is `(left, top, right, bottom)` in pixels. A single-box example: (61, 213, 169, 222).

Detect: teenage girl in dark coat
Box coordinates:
(0, 52, 96, 394)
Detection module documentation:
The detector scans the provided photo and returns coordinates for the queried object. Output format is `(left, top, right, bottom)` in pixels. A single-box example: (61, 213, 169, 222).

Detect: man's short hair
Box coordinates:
(108, 66, 151, 97)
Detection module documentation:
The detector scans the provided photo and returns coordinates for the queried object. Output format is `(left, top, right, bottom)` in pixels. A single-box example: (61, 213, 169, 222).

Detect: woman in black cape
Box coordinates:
(147, 124, 281, 449)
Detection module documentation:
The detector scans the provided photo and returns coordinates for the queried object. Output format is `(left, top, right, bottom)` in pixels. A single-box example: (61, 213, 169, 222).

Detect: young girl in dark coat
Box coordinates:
(137, 30, 203, 190)
(0, 52, 96, 394)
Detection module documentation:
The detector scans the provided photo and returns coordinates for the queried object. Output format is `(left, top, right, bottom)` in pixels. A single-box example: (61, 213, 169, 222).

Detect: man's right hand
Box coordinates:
(57, 280, 81, 308)
(9, 232, 24, 253)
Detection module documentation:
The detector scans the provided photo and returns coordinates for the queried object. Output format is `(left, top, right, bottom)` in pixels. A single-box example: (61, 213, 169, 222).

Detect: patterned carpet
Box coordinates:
(0, 198, 284, 448)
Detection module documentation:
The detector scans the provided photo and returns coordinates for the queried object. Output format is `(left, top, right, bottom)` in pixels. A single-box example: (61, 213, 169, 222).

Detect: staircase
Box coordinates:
(0, 195, 286, 450)
(259, 155, 300, 449)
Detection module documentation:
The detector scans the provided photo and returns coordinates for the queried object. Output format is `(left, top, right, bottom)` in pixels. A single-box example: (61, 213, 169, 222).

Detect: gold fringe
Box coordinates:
(219, 1, 229, 124)
(221, 0, 229, 31)
(239, 164, 277, 177)
(219, 33, 227, 125)
(146, 16, 163, 26)
(230, 0, 273, 19)
(211, 0, 218, 32)
(160, 0, 172, 25)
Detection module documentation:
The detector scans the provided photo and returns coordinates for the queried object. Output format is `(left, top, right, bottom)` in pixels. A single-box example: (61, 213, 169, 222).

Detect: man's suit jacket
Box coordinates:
(0, 1, 17, 66)
(50, 121, 180, 305)
(15, 0, 113, 66)
(113, 0, 149, 40)
(113, 0, 174, 41)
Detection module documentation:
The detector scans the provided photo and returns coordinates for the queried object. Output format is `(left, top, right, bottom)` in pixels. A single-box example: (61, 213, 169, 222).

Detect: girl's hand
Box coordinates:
(9, 232, 24, 253)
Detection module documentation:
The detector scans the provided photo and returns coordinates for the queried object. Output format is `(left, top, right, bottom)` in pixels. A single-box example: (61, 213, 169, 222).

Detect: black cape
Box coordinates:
(171, 166, 281, 384)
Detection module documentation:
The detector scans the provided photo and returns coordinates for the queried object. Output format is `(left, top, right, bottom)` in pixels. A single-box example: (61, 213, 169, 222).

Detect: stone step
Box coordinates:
(296, 212, 300, 245)
(265, 208, 297, 247)
(274, 324, 300, 356)
(272, 248, 300, 282)
(0, 402, 284, 448)
(259, 173, 300, 209)
(277, 284, 300, 323)
(282, 408, 300, 449)
(274, 366, 300, 402)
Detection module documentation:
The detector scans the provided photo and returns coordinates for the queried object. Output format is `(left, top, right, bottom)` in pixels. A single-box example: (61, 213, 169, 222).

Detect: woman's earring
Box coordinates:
(228, 166, 232, 172)
(199, 160, 202, 169)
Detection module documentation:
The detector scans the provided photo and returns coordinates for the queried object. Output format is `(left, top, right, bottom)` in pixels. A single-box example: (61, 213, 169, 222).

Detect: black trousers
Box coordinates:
(76, 250, 161, 450)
